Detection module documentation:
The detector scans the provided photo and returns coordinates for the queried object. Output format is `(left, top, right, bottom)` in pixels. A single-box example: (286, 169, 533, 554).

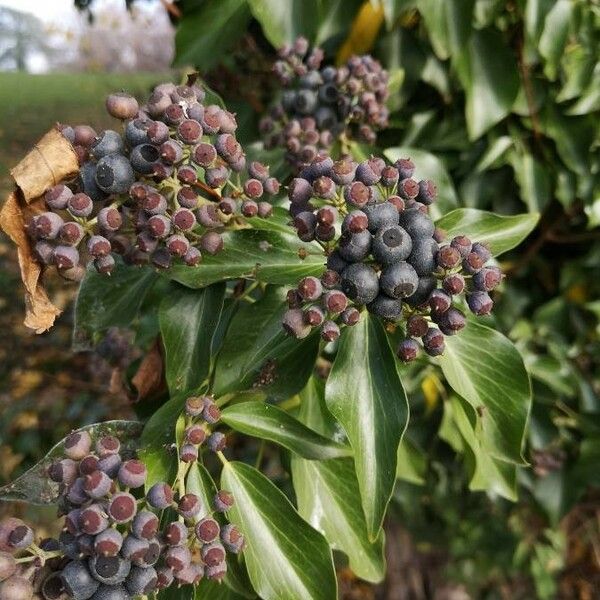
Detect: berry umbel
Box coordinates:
(31, 81, 282, 278)
(2, 427, 243, 599)
(282, 155, 503, 361)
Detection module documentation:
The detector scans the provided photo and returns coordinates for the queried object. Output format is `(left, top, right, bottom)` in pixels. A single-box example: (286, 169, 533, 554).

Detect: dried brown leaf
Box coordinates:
(0, 128, 79, 333)
(131, 339, 165, 402)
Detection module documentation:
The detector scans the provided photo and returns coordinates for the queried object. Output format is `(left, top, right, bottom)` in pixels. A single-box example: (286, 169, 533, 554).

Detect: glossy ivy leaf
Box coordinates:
(195, 581, 249, 600)
(221, 461, 337, 600)
(291, 377, 385, 583)
(437, 320, 531, 465)
(248, 0, 319, 47)
(444, 395, 517, 501)
(539, 0, 572, 81)
(454, 28, 520, 140)
(174, 0, 251, 70)
(159, 282, 225, 395)
(384, 146, 457, 220)
(167, 229, 324, 289)
(73, 260, 158, 347)
(325, 314, 409, 539)
(435, 208, 539, 257)
(0, 421, 142, 504)
(510, 152, 552, 213)
(221, 401, 351, 460)
(213, 287, 320, 400)
(291, 458, 386, 583)
(396, 438, 427, 485)
(417, 0, 474, 60)
(139, 395, 186, 488)
(186, 464, 255, 599)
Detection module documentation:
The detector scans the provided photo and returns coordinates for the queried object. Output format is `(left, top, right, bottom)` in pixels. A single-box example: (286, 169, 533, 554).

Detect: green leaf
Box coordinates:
(475, 136, 513, 172)
(384, 146, 458, 219)
(454, 28, 520, 139)
(445, 395, 517, 500)
(435, 208, 539, 257)
(195, 580, 249, 600)
(159, 283, 225, 395)
(437, 321, 532, 465)
(139, 395, 186, 488)
(166, 229, 324, 289)
(511, 152, 552, 213)
(418, 0, 474, 60)
(539, 0, 572, 80)
(396, 438, 426, 485)
(248, 0, 319, 47)
(174, 0, 251, 70)
(291, 458, 385, 583)
(221, 401, 351, 460)
(542, 107, 595, 176)
(325, 314, 409, 539)
(221, 461, 337, 600)
(316, 0, 365, 43)
(0, 421, 141, 504)
(73, 261, 157, 346)
(291, 377, 385, 583)
(213, 287, 320, 400)
(186, 464, 255, 599)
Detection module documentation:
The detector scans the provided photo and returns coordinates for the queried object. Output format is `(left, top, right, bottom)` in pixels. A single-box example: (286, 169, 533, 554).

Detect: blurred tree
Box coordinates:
(55, 3, 174, 72)
(0, 7, 54, 72)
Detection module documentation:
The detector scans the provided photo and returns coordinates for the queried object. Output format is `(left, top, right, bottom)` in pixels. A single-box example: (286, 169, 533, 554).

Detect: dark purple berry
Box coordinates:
(79, 504, 109, 535)
(83, 470, 112, 499)
(146, 483, 173, 510)
(214, 490, 234, 513)
(442, 273, 465, 295)
(282, 308, 311, 338)
(118, 460, 147, 489)
(180, 444, 198, 463)
(163, 522, 187, 547)
(94, 529, 123, 557)
(467, 291, 494, 315)
(64, 431, 92, 460)
(406, 315, 428, 338)
(207, 432, 226, 453)
(423, 328, 445, 356)
(107, 493, 137, 524)
(397, 338, 419, 362)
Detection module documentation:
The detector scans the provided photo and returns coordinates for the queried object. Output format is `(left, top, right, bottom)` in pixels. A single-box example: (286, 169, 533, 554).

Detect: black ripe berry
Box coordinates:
(372, 225, 412, 265)
(363, 202, 398, 233)
(367, 294, 403, 320)
(379, 262, 419, 299)
(341, 263, 379, 304)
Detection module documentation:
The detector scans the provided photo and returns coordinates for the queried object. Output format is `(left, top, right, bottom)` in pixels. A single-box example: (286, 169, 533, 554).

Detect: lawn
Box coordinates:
(0, 71, 170, 194)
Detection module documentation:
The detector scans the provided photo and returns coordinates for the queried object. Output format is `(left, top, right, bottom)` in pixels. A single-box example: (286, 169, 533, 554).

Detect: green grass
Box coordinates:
(0, 71, 171, 193)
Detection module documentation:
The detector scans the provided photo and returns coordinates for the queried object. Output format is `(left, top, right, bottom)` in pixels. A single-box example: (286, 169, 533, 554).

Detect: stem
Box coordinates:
(216, 451, 228, 466)
(255, 440, 265, 470)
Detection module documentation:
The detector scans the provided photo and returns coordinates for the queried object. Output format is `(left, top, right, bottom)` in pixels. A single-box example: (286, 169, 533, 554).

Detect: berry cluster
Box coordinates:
(181, 395, 228, 462)
(260, 37, 389, 169)
(28, 79, 280, 278)
(282, 155, 503, 360)
(0, 429, 243, 599)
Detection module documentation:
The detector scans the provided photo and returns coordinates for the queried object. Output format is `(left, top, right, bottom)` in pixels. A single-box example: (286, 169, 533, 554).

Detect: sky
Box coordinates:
(0, 0, 77, 24)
